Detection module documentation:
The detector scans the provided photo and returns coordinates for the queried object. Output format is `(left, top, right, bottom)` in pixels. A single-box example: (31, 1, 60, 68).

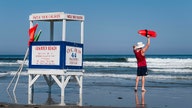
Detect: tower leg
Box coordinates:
(60, 75, 65, 105)
(28, 74, 33, 104)
(79, 75, 83, 106)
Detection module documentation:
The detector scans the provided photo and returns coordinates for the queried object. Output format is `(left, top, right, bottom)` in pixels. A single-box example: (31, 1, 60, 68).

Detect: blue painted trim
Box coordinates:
(29, 41, 83, 69)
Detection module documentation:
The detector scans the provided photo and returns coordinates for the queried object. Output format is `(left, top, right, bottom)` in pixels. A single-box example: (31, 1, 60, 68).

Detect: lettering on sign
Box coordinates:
(66, 14, 84, 20)
(31, 45, 60, 65)
(31, 14, 61, 20)
(66, 46, 82, 66)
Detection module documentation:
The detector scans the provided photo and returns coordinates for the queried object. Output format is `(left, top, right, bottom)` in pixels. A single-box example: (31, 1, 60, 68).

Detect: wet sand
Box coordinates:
(0, 77, 192, 108)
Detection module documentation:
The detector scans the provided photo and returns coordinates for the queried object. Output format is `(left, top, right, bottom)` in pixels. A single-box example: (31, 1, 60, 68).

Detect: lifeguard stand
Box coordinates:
(28, 12, 84, 105)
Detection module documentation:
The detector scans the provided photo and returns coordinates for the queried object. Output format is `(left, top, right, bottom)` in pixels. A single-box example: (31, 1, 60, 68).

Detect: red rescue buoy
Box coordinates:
(138, 29, 157, 38)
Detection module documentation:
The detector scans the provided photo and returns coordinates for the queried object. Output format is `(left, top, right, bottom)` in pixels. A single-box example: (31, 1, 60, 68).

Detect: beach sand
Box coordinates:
(0, 76, 192, 108)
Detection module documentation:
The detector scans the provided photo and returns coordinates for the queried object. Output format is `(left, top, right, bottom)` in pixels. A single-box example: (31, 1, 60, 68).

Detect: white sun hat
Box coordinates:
(135, 42, 145, 49)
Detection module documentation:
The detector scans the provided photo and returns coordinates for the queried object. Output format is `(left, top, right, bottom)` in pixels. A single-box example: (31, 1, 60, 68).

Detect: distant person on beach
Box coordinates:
(133, 35, 150, 92)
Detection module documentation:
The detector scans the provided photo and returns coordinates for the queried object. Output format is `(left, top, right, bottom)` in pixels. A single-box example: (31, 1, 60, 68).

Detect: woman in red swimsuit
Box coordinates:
(133, 35, 150, 92)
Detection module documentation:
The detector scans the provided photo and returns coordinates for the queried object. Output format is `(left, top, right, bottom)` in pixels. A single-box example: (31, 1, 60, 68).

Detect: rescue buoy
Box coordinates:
(138, 29, 157, 38)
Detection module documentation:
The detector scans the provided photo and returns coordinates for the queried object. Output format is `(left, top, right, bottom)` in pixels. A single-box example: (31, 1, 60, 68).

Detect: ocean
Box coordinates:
(84, 55, 192, 83)
(0, 54, 192, 106)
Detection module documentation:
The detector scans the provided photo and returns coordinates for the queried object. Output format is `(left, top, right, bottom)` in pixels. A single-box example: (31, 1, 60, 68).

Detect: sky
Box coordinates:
(0, 0, 191, 55)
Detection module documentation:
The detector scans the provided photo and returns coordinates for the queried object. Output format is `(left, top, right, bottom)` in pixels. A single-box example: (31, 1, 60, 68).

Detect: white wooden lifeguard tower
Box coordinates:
(28, 12, 84, 105)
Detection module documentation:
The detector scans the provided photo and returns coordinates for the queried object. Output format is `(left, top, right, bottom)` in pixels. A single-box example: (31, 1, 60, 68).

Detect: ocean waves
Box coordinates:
(1, 57, 192, 73)
(84, 57, 192, 73)
(85, 73, 192, 80)
(0, 62, 18, 66)
(84, 57, 128, 62)
(1, 71, 191, 81)
(0, 55, 192, 81)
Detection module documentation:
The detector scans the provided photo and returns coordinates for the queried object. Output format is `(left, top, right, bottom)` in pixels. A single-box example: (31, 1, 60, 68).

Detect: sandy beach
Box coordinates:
(0, 76, 192, 108)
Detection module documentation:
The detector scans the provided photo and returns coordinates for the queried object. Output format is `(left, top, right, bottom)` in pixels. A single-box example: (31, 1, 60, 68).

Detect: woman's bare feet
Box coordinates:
(142, 89, 147, 92)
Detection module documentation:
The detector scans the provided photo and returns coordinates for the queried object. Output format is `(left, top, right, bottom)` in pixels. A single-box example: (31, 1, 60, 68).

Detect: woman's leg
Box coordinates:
(135, 76, 140, 91)
(141, 76, 146, 92)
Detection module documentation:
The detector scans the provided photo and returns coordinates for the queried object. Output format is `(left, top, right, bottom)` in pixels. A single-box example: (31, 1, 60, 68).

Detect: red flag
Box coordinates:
(28, 24, 38, 46)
